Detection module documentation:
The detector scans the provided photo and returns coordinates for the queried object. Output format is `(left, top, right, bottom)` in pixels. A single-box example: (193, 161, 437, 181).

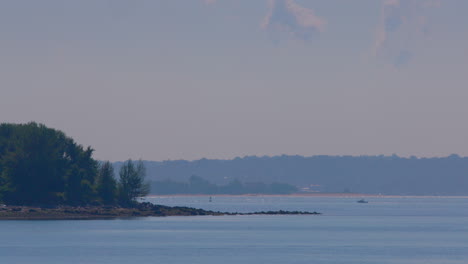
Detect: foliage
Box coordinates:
(140, 155, 468, 195)
(0, 123, 151, 206)
(97, 161, 117, 205)
(0, 122, 98, 205)
(118, 160, 150, 206)
(150, 175, 298, 195)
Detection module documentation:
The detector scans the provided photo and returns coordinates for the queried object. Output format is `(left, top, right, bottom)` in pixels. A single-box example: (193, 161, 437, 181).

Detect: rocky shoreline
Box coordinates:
(0, 202, 320, 220)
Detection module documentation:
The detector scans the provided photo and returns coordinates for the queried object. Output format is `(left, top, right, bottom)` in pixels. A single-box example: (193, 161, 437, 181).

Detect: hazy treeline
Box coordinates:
(151, 175, 297, 195)
(122, 155, 468, 195)
(0, 122, 149, 206)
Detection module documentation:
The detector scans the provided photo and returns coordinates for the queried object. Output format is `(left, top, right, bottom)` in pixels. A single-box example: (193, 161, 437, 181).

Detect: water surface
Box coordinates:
(1, 196, 467, 264)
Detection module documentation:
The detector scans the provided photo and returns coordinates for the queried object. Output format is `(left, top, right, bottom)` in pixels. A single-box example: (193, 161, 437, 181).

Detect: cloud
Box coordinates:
(262, 0, 326, 41)
(374, 0, 441, 66)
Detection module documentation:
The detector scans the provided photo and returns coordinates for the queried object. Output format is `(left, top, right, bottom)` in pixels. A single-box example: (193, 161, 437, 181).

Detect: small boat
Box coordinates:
(209, 196, 212, 202)
(357, 199, 368, 203)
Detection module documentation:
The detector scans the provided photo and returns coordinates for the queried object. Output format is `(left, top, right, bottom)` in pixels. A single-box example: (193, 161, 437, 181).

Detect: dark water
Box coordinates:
(1, 196, 467, 264)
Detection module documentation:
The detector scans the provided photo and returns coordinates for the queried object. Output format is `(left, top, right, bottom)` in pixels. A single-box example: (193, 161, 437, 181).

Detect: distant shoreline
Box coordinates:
(146, 193, 468, 198)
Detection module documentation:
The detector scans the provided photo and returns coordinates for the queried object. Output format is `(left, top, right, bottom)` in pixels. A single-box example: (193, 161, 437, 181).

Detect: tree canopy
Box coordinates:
(0, 122, 149, 206)
(97, 161, 117, 205)
(118, 160, 150, 206)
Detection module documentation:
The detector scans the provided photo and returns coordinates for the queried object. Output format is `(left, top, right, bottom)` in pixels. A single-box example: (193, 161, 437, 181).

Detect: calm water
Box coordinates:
(1, 196, 468, 264)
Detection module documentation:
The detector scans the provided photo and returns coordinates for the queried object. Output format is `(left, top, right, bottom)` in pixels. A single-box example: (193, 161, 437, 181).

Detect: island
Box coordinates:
(0, 122, 319, 220)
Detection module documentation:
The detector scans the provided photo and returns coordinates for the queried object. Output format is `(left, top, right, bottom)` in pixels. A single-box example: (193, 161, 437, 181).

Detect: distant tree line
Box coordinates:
(151, 175, 298, 195)
(0, 122, 149, 206)
(134, 155, 468, 195)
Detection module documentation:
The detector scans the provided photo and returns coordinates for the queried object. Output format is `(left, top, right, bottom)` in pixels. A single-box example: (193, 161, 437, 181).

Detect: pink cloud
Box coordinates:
(262, 0, 326, 41)
(374, 0, 442, 62)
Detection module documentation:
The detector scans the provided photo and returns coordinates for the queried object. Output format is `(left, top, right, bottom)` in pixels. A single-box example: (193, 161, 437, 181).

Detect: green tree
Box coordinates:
(118, 160, 150, 206)
(64, 146, 98, 205)
(0, 122, 98, 205)
(96, 161, 117, 205)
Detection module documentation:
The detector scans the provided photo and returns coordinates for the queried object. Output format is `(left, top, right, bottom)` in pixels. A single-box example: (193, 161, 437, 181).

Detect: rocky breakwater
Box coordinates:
(0, 202, 320, 220)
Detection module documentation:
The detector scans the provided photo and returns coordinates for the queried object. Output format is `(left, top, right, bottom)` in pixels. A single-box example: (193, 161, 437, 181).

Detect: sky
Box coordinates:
(1, 0, 467, 161)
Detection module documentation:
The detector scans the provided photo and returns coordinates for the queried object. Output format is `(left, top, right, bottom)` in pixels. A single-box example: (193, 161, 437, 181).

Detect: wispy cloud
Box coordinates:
(262, 0, 326, 41)
(374, 0, 441, 67)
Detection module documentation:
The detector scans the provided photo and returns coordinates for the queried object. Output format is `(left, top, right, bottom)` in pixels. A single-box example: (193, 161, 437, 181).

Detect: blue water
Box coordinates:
(1, 196, 468, 264)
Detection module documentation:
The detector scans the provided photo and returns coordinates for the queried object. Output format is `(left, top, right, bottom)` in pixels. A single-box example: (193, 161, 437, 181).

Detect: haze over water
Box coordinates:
(2, 1, 467, 262)
(1, 196, 467, 264)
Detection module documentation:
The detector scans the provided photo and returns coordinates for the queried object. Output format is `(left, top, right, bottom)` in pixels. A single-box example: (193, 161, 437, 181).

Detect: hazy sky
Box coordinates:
(1, 0, 467, 161)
